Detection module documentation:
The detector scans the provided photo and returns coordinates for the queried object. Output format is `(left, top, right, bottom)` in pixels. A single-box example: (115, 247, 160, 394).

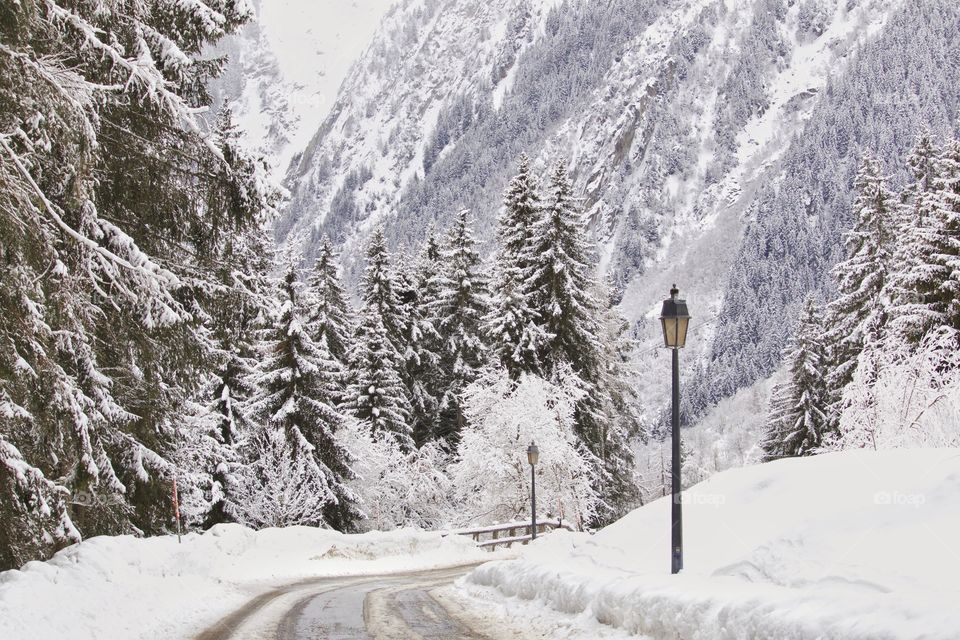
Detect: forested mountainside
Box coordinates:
(274, 0, 960, 426)
(698, 1, 960, 419)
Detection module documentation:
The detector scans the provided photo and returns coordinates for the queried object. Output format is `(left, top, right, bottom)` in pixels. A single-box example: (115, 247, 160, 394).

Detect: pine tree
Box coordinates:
(394, 254, 431, 441)
(518, 159, 636, 521)
(762, 296, 831, 459)
(523, 159, 605, 382)
(359, 228, 407, 350)
(522, 160, 606, 453)
(429, 210, 490, 443)
(592, 278, 644, 512)
(245, 266, 359, 530)
(0, 1, 273, 567)
(306, 238, 355, 366)
(905, 127, 939, 197)
(811, 133, 960, 453)
(397, 246, 442, 446)
(488, 155, 548, 378)
(887, 131, 950, 344)
(345, 230, 416, 448)
(931, 137, 960, 332)
(188, 217, 278, 527)
(413, 225, 445, 325)
(823, 155, 897, 424)
(341, 311, 415, 450)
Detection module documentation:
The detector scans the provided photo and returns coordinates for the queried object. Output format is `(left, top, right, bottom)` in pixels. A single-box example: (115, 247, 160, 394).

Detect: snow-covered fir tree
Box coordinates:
(305, 238, 356, 368)
(341, 231, 415, 448)
(822, 132, 960, 450)
(887, 131, 951, 344)
(406, 228, 445, 445)
(762, 296, 831, 459)
(359, 228, 407, 350)
(487, 155, 548, 378)
(177, 109, 283, 529)
(342, 309, 415, 450)
(243, 266, 360, 531)
(592, 278, 645, 510)
(929, 136, 960, 332)
(823, 155, 897, 425)
(187, 201, 279, 524)
(523, 159, 605, 385)
(429, 210, 490, 444)
(518, 159, 636, 519)
(394, 252, 442, 446)
(0, 0, 273, 568)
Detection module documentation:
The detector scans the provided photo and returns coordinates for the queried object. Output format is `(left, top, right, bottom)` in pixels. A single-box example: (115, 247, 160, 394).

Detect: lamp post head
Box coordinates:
(660, 284, 691, 349)
(527, 442, 539, 466)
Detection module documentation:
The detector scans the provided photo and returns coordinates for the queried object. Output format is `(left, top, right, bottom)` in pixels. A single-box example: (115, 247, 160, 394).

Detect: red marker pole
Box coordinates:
(172, 477, 182, 544)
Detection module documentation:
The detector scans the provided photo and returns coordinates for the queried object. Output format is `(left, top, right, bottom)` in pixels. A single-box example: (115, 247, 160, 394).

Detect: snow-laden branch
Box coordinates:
(42, 0, 226, 165)
(1, 137, 189, 327)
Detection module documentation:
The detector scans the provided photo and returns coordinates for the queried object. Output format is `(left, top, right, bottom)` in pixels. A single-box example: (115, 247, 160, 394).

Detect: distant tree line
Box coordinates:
(763, 129, 960, 457)
(210, 156, 645, 534)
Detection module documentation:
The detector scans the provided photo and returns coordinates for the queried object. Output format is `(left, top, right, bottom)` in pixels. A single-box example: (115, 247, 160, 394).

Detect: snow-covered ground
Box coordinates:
(4, 450, 959, 639)
(0, 525, 489, 640)
(462, 448, 960, 640)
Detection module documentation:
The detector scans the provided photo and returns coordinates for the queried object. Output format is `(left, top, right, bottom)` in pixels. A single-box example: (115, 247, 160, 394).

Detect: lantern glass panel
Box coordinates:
(527, 444, 539, 466)
(676, 316, 689, 348)
(660, 317, 671, 348)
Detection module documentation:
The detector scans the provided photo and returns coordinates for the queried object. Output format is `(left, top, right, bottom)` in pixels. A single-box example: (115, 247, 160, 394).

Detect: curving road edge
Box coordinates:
(194, 563, 491, 640)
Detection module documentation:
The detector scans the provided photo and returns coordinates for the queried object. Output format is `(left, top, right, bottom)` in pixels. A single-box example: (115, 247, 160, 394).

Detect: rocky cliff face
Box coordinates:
(208, 0, 398, 178)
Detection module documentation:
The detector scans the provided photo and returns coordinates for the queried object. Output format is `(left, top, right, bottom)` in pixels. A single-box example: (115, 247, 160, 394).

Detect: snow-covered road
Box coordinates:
(195, 563, 499, 640)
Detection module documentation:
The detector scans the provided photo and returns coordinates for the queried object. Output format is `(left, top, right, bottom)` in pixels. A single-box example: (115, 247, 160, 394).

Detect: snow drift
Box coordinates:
(0, 525, 486, 640)
(463, 448, 960, 639)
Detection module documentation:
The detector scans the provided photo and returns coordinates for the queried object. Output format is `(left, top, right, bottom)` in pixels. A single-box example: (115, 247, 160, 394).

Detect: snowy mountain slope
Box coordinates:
(528, 0, 905, 415)
(696, 0, 960, 418)
(209, 0, 398, 177)
(277, 0, 568, 252)
(271, 0, 960, 431)
(464, 448, 960, 639)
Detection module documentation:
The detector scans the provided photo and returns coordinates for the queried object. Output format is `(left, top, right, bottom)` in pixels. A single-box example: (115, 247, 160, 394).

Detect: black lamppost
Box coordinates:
(527, 442, 539, 540)
(660, 284, 690, 575)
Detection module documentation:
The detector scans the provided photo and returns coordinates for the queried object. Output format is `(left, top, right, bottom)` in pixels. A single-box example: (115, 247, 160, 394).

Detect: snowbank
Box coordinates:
(464, 449, 960, 639)
(0, 525, 486, 640)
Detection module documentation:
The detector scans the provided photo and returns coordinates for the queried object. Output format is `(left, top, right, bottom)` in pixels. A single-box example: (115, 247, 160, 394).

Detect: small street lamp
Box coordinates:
(527, 442, 539, 540)
(660, 284, 690, 574)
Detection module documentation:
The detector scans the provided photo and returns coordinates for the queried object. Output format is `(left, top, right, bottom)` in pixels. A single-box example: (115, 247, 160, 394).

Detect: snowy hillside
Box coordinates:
(272, 0, 960, 428)
(463, 448, 960, 639)
(209, 0, 398, 177)
(277, 0, 568, 247)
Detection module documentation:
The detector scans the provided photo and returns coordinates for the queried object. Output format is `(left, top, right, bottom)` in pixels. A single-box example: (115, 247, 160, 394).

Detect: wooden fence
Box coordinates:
(444, 518, 574, 551)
